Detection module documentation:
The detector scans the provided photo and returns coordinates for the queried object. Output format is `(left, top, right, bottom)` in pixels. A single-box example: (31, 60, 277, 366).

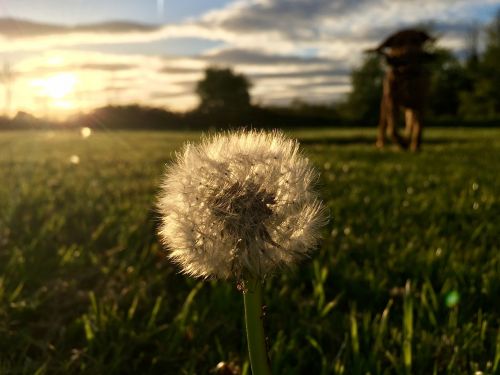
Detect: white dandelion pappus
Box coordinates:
(157, 130, 326, 280)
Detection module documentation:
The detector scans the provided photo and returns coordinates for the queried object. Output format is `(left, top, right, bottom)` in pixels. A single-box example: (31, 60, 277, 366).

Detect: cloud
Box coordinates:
(201, 47, 334, 65)
(150, 91, 193, 99)
(1, 1, 498, 56)
(79, 63, 135, 71)
(197, 47, 350, 80)
(0, 18, 158, 38)
(161, 46, 352, 97)
(3, 0, 500, 115)
(0, 17, 187, 52)
(198, 0, 498, 36)
(249, 68, 350, 80)
(0, 18, 67, 37)
(200, 0, 370, 37)
(194, 47, 353, 106)
(159, 66, 201, 74)
(191, 0, 500, 58)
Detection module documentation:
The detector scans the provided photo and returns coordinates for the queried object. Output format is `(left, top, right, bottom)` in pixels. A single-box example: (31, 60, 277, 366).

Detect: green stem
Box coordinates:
(243, 277, 272, 375)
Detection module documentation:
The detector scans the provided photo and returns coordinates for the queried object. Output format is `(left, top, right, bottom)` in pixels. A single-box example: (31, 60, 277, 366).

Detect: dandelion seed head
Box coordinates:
(157, 130, 327, 280)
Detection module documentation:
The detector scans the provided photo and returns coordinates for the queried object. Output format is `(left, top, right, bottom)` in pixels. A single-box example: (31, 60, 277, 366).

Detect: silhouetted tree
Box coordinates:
(340, 54, 384, 122)
(460, 10, 500, 119)
(427, 48, 472, 118)
(464, 22, 481, 68)
(196, 67, 252, 112)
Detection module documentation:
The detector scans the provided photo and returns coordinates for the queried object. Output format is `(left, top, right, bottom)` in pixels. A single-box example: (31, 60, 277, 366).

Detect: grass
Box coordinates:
(0, 127, 499, 374)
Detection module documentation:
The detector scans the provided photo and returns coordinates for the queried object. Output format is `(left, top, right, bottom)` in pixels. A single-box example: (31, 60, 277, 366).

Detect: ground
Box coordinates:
(0, 128, 499, 374)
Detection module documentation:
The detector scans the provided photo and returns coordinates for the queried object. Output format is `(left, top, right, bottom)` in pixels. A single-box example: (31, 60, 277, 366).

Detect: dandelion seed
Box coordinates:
(157, 130, 327, 280)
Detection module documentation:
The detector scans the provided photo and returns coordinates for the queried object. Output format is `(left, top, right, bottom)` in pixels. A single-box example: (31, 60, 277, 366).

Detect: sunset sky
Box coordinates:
(1, 0, 499, 118)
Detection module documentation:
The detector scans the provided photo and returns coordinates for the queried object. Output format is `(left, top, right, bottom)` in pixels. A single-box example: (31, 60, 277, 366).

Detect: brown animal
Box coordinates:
(369, 29, 435, 151)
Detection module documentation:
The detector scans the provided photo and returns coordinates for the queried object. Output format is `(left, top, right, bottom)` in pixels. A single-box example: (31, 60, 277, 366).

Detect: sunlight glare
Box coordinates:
(46, 55, 65, 66)
(81, 127, 92, 138)
(69, 155, 80, 164)
(32, 73, 77, 100)
(52, 99, 75, 109)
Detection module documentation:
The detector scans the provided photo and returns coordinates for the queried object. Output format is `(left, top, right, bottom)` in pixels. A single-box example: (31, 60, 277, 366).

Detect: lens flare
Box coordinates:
(445, 291, 460, 308)
(32, 73, 77, 100)
(69, 155, 80, 164)
(81, 127, 92, 138)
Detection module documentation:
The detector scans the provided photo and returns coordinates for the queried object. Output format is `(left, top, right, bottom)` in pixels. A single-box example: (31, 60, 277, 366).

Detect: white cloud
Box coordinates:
(2, 1, 498, 57)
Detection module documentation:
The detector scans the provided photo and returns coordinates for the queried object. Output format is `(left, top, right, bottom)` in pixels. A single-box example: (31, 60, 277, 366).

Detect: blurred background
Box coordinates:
(0, 0, 500, 128)
(1, 1, 500, 375)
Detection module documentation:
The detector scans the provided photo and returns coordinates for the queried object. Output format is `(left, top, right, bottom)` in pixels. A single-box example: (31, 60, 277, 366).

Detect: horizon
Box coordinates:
(1, 0, 499, 119)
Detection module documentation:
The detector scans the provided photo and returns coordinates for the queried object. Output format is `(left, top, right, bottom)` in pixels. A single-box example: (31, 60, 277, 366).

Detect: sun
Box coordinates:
(32, 73, 77, 100)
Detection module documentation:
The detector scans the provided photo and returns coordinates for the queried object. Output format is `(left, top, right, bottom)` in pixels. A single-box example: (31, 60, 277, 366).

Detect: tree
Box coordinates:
(464, 22, 481, 68)
(427, 48, 472, 118)
(460, 10, 500, 119)
(340, 54, 384, 122)
(196, 67, 252, 112)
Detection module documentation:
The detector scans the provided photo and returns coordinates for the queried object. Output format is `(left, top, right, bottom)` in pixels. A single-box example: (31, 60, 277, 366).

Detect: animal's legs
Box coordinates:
(409, 109, 423, 152)
(385, 98, 407, 149)
(376, 94, 387, 148)
(404, 109, 413, 138)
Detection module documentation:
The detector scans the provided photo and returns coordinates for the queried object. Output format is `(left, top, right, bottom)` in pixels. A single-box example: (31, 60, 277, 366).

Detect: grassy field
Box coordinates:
(0, 128, 499, 374)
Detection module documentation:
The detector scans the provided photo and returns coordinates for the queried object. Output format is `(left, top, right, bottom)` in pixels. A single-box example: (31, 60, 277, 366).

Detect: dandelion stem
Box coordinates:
(243, 277, 272, 375)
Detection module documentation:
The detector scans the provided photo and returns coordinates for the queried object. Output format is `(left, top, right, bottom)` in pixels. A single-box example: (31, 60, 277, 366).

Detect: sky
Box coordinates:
(0, 0, 499, 118)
